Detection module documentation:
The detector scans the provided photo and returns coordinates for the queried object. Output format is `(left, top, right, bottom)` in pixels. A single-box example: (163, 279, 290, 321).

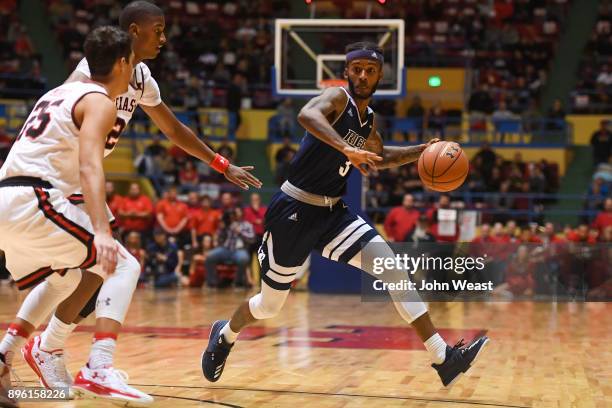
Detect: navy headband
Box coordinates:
(346, 49, 384, 65)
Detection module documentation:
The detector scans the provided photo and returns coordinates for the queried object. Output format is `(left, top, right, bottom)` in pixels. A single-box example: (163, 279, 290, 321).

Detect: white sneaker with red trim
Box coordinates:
(1, 352, 19, 408)
(72, 365, 153, 407)
(21, 336, 73, 398)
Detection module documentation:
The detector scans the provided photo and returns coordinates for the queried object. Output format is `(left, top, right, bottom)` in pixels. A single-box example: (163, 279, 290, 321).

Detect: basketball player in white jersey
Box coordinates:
(0, 26, 153, 408)
(0, 1, 261, 404)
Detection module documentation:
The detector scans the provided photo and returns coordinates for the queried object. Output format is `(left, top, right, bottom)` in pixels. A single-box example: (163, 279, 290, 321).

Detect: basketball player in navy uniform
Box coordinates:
(203, 42, 489, 387)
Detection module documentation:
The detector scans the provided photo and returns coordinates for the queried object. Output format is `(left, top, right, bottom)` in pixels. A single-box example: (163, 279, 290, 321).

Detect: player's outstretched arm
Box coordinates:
(298, 87, 382, 175)
(76, 93, 119, 275)
(364, 115, 440, 169)
(142, 102, 262, 190)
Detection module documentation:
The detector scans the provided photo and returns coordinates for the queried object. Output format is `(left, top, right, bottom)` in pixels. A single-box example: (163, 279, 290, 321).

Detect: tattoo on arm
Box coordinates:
(378, 144, 426, 169)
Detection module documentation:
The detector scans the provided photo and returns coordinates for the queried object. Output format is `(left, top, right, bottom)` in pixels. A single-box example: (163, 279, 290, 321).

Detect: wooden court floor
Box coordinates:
(1, 285, 610, 408)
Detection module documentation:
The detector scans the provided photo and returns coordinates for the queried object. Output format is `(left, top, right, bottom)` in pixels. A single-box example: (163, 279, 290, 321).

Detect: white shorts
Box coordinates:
(0, 185, 105, 290)
(66, 193, 118, 232)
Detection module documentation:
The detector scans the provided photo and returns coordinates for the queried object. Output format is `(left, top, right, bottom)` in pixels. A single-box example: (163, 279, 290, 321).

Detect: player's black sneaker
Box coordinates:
(201, 320, 234, 382)
(431, 336, 489, 387)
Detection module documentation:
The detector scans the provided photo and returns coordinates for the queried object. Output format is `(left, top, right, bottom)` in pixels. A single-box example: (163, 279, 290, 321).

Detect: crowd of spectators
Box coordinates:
(42, 0, 576, 138)
(104, 178, 267, 290)
(572, 2, 612, 113)
(367, 143, 560, 225)
(45, 0, 289, 109)
(136, 133, 236, 195)
(316, 0, 569, 116)
(382, 192, 611, 244)
(585, 120, 612, 222)
(468, 219, 612, 300)
(0, 0, 45, 98)
(379, 192, 612, 300)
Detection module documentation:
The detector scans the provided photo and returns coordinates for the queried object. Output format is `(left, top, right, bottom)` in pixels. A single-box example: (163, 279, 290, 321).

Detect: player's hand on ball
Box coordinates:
(425, 138, 441, 147)
(224, 164, 263, 190)
(94, 232, 118, 275)
(343, 146, 382, 176)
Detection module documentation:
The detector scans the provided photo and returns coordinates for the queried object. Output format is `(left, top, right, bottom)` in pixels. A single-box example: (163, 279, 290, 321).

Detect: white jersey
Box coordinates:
(0, 81, 109, 197)
(74, 58, 162, 156)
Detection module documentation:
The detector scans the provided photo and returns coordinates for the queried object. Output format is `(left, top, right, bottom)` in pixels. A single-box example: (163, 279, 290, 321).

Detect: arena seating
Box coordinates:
(571, 2, 612, 114)
(0, 0, 45, 99)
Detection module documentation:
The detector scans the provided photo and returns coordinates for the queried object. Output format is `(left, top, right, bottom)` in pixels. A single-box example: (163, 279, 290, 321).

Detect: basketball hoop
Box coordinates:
(274, 19, 404, 97)
(318, 79, 348, 89)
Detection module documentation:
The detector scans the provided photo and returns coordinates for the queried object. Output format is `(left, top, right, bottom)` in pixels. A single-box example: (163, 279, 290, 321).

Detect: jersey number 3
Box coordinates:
(339, 160, 351, 177)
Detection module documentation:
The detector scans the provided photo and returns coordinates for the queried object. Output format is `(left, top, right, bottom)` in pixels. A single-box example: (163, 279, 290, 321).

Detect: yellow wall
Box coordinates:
(236, 109, 276, 140)
(463, 146, 569, 175)
(406, 68, 465, 93)
(566, 115, 609, 145)
(396, 68, 466, 115)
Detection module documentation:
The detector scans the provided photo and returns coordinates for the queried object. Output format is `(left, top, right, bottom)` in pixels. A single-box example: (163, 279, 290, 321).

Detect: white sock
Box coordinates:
(89, 338, 116, 369)
(220, 322, 239, 344)
(424, 333, 447, 364)
(0, 324, 28, 360)
(40, 316, 75, 351)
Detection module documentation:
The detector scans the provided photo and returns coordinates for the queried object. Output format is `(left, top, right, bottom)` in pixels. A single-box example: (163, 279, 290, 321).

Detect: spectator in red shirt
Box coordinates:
(384, 194, 420, 242)
(219, 192, 235, 212)
(190, 195, 221, 248)
(504, 220, 518, 242)
(566, 224, 598, 244)
(0, 123, 14, 160)
(244, 192, 267, 258)
(244, 192, 266, 238)
(519, 228, 543, 244)
(156, 186, 190, 246)
(472, 224, 497, 244)
(105, 181, 123, 227)
(473, 223, 509, 283)
(188, 234, 214, 288)
(426, 195, 458, 242)
(125, 231, 146, 285)
(592, 198, 612, 234)
(600, 225, 612, 243)
(14, 27, 34, 57)
(118, 182, 154, 240)
(425, 194, 450, 221)
(493, 245, 535, 299)
(186, 191, 201, 215)
(168, 143, 188, 166)
(541, 222, 565, 244)
(178, 160, 199, 193)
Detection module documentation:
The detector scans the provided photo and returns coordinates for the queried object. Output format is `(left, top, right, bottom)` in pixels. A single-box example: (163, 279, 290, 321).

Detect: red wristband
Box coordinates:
(210, 153, 230, 173)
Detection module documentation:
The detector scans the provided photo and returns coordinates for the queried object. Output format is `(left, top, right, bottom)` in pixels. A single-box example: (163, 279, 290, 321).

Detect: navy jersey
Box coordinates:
(287, 87, 374, 197)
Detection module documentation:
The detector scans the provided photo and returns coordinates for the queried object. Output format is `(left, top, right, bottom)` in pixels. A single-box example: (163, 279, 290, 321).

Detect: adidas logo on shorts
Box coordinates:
(288, 213, 298, 222)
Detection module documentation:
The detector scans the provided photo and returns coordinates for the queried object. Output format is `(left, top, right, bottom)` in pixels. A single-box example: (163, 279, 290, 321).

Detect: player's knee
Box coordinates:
(78, 288, 99, 319)
(248, 292, 285, 320)
(121, 252, 141, 286)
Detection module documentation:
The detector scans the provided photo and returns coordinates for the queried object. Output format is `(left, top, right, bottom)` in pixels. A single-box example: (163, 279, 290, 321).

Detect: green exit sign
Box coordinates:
(428, 75, 442, 87)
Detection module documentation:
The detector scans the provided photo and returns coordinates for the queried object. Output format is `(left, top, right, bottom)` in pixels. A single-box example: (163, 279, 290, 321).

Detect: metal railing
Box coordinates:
(365, 191, 607, 223)
(376, 116, 573, 146)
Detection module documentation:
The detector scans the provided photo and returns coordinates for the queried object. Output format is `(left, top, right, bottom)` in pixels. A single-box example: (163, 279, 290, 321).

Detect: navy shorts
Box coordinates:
(258, 191, 379, 291)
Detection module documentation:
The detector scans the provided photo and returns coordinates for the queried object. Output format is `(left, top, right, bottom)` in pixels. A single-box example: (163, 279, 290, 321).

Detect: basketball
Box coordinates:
(418, 141, 469, 192)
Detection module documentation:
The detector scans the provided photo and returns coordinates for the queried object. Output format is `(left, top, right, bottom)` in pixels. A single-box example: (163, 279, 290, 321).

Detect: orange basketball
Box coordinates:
(417, 141, 469, 192)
